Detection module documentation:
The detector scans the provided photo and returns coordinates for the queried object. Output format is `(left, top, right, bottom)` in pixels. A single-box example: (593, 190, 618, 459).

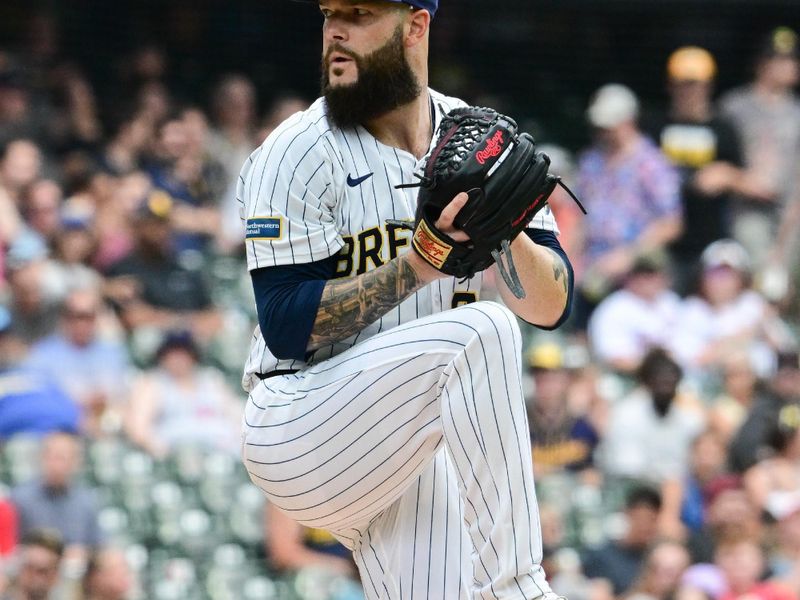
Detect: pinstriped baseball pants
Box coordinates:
(242, 302, 553, 600)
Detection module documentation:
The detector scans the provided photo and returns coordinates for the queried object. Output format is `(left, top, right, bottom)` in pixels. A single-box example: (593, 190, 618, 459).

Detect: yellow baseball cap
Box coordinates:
(667, 46, 717, 82)
(759, 27, 799, 59)
(526, 343, 565, 371)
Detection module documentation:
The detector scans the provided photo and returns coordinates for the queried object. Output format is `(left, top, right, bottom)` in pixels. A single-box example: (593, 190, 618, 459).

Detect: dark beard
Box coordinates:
(321, 26, 421, 129)
(652, 392, 674, 418)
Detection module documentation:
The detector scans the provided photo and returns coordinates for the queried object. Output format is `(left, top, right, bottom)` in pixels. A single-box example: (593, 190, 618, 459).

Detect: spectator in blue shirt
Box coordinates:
(10, 432, 103, 562)
(0, 306, 80, 439)
(26, 286, 130, 437)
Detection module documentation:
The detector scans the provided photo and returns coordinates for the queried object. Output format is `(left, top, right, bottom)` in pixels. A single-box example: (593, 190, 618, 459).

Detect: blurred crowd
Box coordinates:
(0, 8, 798, 600)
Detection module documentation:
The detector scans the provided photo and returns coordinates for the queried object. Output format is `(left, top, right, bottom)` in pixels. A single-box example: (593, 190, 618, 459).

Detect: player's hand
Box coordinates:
(406, 192, 471, 282)
(692, 161, 737, 195)
(434, 192, 471, 242)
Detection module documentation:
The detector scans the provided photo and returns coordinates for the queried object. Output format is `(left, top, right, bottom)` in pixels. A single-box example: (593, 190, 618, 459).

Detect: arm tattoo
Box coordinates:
(547, 248, 568, 294)
(308, 255, 426, 350)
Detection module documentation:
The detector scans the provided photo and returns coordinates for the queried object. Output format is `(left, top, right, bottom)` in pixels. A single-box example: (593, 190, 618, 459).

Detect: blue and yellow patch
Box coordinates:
(246, 217, 283, 240)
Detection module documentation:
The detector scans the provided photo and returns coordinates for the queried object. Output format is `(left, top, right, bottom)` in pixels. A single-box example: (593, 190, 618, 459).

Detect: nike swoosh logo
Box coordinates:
(347, 172, 374, 187)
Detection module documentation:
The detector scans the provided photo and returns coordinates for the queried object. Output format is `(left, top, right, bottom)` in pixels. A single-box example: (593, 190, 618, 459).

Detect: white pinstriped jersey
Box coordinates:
(239, 89, 559, 391)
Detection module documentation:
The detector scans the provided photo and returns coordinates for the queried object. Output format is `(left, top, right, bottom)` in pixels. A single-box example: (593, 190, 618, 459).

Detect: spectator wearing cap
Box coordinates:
(103, 190, 222, 345)
(9, 432, 103, 560)
(574, 83, 682, 327)
(123, 329, 242, 459)
(26, 286, 130, 437)
(599, 348, 705, 485)
(729, 351, 800, 473)
(0, 529, 65, 600)
(645, 46, 752, 295)
(718, 27, 800, 267)
(669, 239, 792, 385)
(588, 249, 682, 375)
(525, 342, 600, 477)
(581, 485, 663, 596)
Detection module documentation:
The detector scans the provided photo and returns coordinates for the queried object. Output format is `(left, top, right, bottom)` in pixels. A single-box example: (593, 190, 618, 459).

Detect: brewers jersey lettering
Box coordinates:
(239, 89, 559, 600)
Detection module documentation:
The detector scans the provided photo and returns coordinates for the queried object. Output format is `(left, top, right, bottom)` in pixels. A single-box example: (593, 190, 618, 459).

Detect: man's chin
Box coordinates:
(328, 74, 358, 88)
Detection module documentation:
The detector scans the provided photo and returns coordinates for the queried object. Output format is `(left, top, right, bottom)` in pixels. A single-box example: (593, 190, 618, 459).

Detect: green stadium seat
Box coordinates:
(241, 575, 282, 600)
(97, 505, 133, 546)
(88, 438, 127, 486)
(228, 483, 266, 546)
(3, 434, 41, 485)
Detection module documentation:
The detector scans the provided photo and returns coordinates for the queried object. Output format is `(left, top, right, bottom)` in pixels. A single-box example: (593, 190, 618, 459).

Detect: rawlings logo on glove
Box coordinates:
(476, 130, 505, 165)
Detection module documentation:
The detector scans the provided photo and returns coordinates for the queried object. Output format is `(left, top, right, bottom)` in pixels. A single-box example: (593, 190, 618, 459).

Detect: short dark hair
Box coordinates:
(625, 485, 662, 511)
(21, 528, 65, 558)
(637, 347, 682, 385)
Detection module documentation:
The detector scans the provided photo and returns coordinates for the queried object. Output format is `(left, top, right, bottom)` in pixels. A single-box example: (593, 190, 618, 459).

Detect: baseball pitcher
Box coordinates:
(239, 1, 575, 598)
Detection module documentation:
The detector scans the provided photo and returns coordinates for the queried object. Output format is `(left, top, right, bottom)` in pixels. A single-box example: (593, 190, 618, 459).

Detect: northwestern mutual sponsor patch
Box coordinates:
(246, 217, 283, 240)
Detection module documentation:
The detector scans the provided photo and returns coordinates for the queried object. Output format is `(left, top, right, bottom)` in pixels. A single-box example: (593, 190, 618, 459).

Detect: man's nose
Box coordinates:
(323, 18, 349, 44)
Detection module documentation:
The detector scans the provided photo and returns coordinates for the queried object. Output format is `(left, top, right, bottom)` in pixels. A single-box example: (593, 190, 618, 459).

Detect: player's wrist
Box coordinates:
(404, 249, 446, 283)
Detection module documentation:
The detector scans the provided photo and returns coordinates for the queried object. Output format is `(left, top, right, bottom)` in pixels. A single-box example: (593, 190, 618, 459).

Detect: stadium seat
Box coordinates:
(2, 434, 41, 484)
(241, 575, 282, 600)
(228, 483, 266, 546)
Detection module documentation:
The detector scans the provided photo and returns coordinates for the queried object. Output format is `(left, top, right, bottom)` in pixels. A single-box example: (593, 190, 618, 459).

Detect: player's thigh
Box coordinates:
(242, 322, 458, 531)
(242, 302, 520, 530)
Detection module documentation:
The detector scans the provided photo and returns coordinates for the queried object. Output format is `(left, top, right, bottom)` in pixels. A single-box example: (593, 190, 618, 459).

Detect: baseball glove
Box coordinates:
(392, 106, 583, 298)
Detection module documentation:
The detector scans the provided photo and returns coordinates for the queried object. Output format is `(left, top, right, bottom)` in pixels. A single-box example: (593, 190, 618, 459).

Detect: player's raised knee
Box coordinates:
(455, 301, 521, 344)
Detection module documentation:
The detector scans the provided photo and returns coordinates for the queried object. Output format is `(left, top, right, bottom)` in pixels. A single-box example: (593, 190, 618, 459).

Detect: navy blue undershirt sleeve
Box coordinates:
(523, 228, 574, 330)
(250, 255, 338, 361)
(253, 229, 573, 359)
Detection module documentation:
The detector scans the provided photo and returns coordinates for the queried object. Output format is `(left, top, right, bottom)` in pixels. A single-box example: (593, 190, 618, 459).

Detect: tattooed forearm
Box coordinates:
(308, 255, 427, 350)
(546, 248, 568, 294)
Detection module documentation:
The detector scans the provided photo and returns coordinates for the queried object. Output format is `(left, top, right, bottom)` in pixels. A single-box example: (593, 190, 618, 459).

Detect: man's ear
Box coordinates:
(405, 9, 430, 48)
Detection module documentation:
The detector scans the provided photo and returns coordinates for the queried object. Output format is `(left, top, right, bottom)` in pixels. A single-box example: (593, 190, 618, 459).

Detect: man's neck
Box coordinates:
(670, 103, 712, 123)
(532, 401, 567, 424)
(603, 127, 641, 160)
(753, 80, 790, 104)
(363, 89, 433, 159)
